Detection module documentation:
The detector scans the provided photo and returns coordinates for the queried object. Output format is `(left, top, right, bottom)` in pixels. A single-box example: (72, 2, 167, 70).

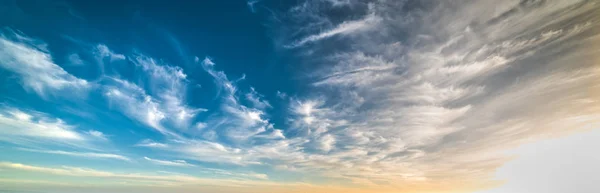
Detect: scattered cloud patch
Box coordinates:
(19, 148, 130, 162)
(144, 157, 195, 167)
(287, 13, 380, 48)
(0, 30, 89, 98)
(135, 139, 169, 148)
(95, 44, 125, 61)
(66, 53, 84, 65)
(86, 130, 108, 140)
(0, 108, 86, 147)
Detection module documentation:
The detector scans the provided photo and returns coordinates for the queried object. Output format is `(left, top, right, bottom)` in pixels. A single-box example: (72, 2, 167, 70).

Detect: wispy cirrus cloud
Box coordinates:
(95, 44, 125, 62)
(0, 161, 201, 184)
(142, 138, 262, 166)
(103, 53, 206, 138)
(286, 13, 380, 48)
(0, 161, 278, 188)
(0, 108, 85, 146)
(103, 77, 177, 137)
(268, 0, 600, 190)
(86, 130, 108, 140)
(143, 157, 195, 167)
(197, 57, 282, 144)
(135, 139, 169, 148)
(133, 55, 207, 129)
(0, 29, 89, 98)
(18, 148, 130, 162)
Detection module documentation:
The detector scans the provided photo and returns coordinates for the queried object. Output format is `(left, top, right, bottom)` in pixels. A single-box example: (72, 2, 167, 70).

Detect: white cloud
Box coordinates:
(95, 50, 205, 138)
(86, 130, 108, 140)
(318, 134, 335, 152)
(324, 0, 351, 7)
(132, 55, 206, 129)
(144, 157, 195, 167)
(0, 108, 85, 146)
(195, 122, 207, 130)
(135, 139, 169, 148)
(478, 129, 600, 193)
(0, 30, 89, 98)
(0, 162, 290, 191)
(103, 77, 174, 137)
(247, 0, 260, 13)
(245, 87, 272, 109)
(287, 13, 380, 47)
(198, 167, 269, 180)
(0, 162, 201, 183)
(19, 148, 130, 162)
(196, 57, 274, 143)
(276, 90, 288, 99)
(95, 44, 125, 61)
(175, 139, 261, 166)
(66, 53, 84, 65)
(255, 128, 286, 139)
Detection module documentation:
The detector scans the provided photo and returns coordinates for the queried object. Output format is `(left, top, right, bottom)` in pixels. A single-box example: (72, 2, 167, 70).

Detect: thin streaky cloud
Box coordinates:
(286, 13, 380, 48)
(18, 148, 131, 162)
(143, 157, 195, 167)
(0, 30, 89, 98)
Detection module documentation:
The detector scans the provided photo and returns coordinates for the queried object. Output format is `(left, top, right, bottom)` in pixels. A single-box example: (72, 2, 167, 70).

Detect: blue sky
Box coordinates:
(0, 0, 599, 193)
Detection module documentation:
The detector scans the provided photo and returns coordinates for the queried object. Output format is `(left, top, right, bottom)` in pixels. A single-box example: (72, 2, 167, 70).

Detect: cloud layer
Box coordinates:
(0, 0, 598, 193)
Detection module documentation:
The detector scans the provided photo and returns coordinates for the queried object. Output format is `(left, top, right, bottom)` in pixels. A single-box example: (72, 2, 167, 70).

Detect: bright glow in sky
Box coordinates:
(0, 0, 599, 193)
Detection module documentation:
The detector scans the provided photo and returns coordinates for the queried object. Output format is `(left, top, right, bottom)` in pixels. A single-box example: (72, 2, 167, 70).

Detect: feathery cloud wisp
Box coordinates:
(19, 148, 130, 162)
(144, 157, 195, 167)
(0, 30, 89, 98)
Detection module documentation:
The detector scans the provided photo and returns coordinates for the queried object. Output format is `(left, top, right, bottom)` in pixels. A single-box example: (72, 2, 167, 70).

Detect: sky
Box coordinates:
(0, 0, 598, 193)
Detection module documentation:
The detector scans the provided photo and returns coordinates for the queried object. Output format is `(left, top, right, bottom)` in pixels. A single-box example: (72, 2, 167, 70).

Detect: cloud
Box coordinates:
(196, 57, 276, 143)
(0, 162, 337, 193)
(103, 77, 175, 137)
(170, 139, 262, 166)
(66, 53, 84, 65)
(0, 162, 275, 187)
(247, 0, 260, 13)
(135, 139, 169, 148)
(245, 87, 272, 109)
(324, 0, 352, 7)
(1, 1, 597, 192)
(0, 30, 89, 98)
(18, 148, 130, 162)
(86, 130, 108, 140)
(194, 122, 207, 130)
(474, 129, 600, 193)
(143, 157, 195, 167)
(107, 55, 206, 134)
(88, 46, 207, 138)
(317, 134, 335, 152)
(266, 0, 600, 190)
(287, 13, 380, 48)
(276, 91, 288, 99)
(0, 108, 86, 146)
(0, 161, 202, 184)
(133, 55, 206, 127)
(197, 167, 269, 180)
(95, 44, 125, 61)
